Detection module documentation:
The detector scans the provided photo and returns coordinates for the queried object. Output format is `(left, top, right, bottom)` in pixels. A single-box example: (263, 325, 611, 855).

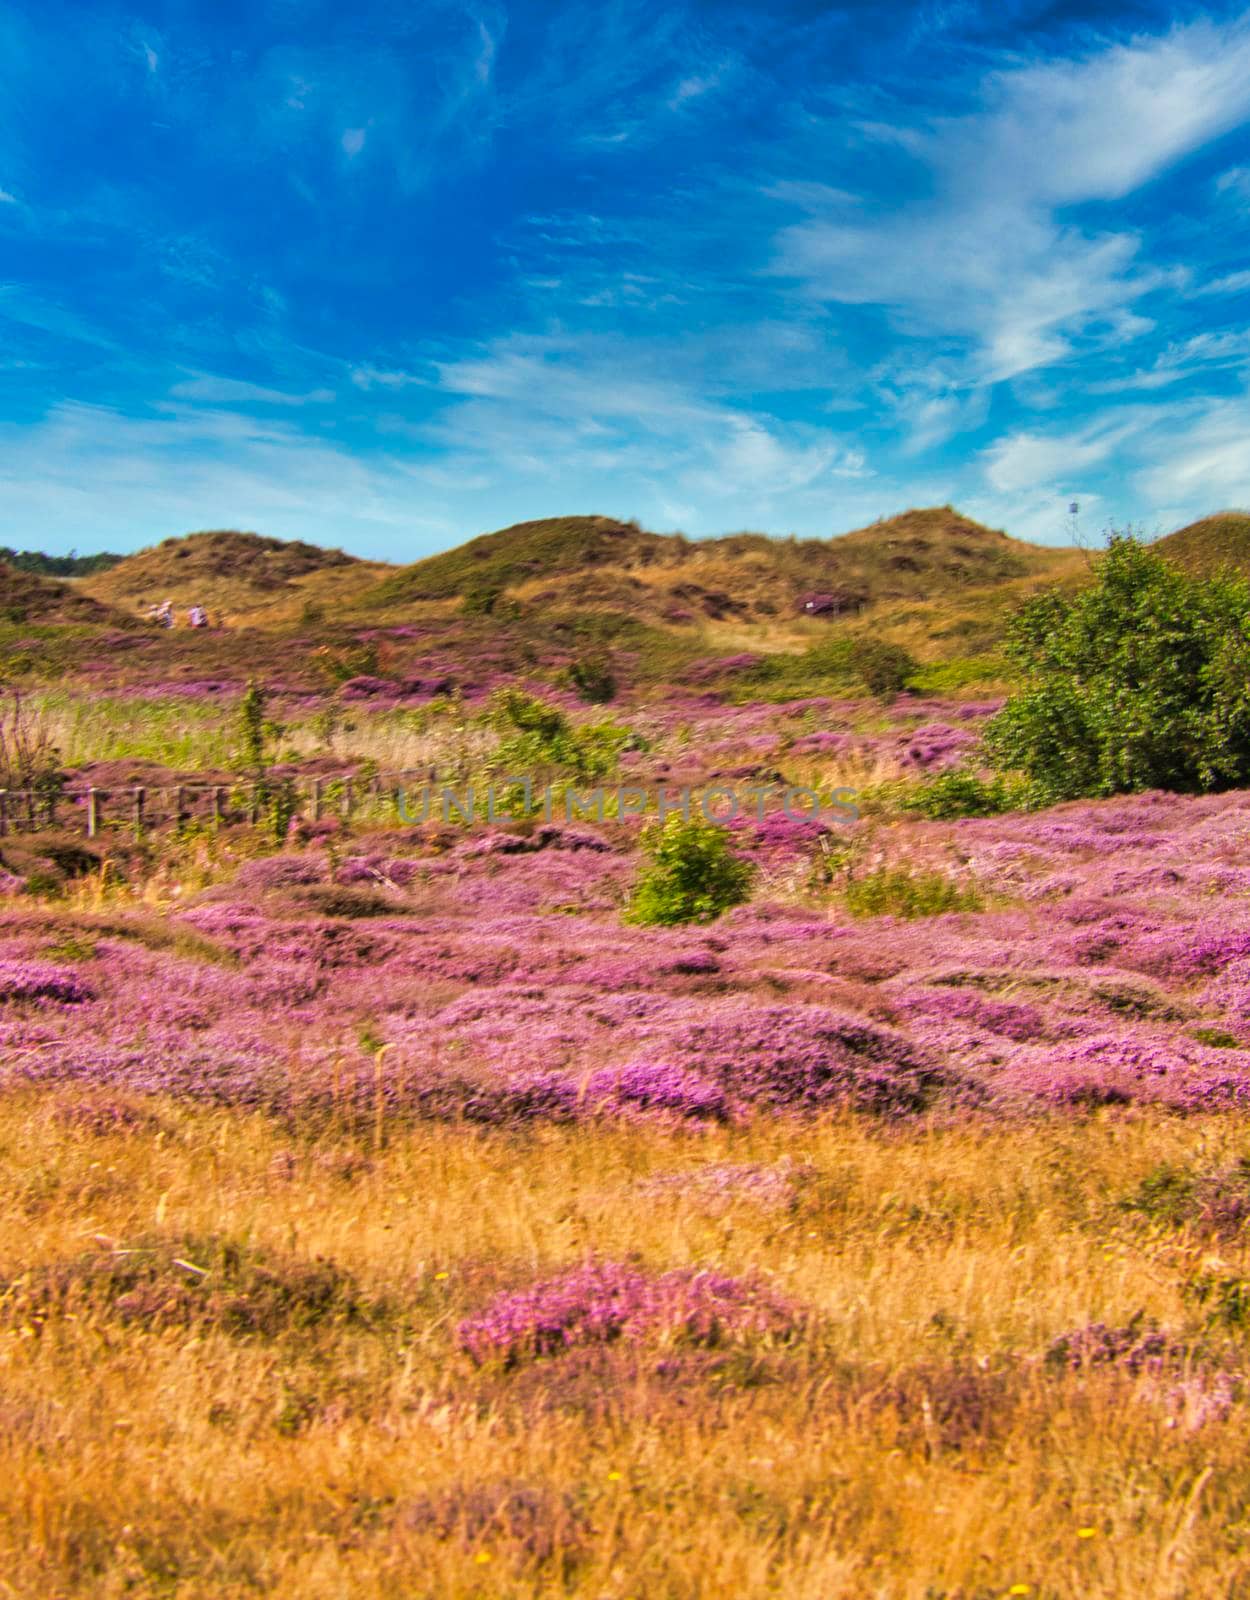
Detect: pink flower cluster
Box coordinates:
(458, 1260, 798, 1366)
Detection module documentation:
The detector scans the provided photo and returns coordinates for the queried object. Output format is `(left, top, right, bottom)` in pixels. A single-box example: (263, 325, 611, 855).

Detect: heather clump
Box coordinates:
(1045, 1318, 1185, 1374)
(232, 856, 326, 892)
(1137, 1373, 1238, 1432)
(47, 1095, 166, 1135)
(584, 1060, 732, 1120)
(1, 1234, 378, 1340)
(458, 1261, 799, 1367)
(637, 1002, 952, 1115)
(874, 1360, 1020, 1451)
(891, 985, 1045, 1043)
(1125, 1158, 1250, 1237)
(0, 958, 92, 1004)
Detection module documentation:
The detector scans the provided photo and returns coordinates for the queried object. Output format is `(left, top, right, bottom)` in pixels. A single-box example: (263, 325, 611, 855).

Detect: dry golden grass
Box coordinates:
(3, 1098, 1250, 1597)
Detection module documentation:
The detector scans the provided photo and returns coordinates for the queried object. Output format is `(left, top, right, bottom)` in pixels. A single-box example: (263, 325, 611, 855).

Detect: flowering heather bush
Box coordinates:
(1138, 1374, 1238, 1432)
(730, 812, 831, 857)
(584, 1060, 731, 1120)
(334, 855, 423, 886)
(458, 1261, 798, 1366)
(232, 856, 326, 891)
(0, 959, 92, 1004)
(642, 1002, 951, 1114)
(898, 723, 978, 771)
(1045, 1319, 1185, 1374)
(1120, 1158, 1250, 1237)
(891, 986, 1045, 1043)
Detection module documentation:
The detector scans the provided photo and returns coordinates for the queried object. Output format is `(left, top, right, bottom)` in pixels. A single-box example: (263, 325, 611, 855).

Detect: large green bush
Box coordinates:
(985, 536, 1250, 804)
(625, 817, 755, 926)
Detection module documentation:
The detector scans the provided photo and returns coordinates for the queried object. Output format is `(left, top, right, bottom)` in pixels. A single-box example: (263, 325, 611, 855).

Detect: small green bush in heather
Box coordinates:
(907, 769, 1020, 820)
(848, 638, 918, 698)
(625, 817, 755, 926)
(844, 865, 982, 919)
(566, 651, 617, 704)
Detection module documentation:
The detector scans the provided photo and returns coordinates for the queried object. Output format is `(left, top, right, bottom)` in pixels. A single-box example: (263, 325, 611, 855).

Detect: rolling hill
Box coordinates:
(359, 507, 1080, 625)
(1154, 512, 1250, 577)
(0, 562, 134, 628)
(77, 530, 395, 624)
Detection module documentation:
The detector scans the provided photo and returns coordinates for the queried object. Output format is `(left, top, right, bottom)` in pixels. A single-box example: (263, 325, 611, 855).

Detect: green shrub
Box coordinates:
(985, 535, 1250, 803)
(906, 769, 1020, 820)
(310, 642, 381, 687)
(489, 689, 633, 780)
(844, 866, 982, 919)
(462, 583, 502, 616)
(625, 817, 755, 926)
(905, 656, 1009, 694)
(1119, 1163, 1197, 1228)
(566, 652, 617, 704)
(238, 681, 267, 777)
(848, 638, 918, 699)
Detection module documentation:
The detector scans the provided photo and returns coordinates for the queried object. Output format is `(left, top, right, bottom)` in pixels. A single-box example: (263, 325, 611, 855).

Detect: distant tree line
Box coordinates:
(0, 547, 125, 577)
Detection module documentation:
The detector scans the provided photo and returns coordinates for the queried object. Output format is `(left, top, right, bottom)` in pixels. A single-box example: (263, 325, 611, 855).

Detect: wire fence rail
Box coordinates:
(0, 770, 435, 838)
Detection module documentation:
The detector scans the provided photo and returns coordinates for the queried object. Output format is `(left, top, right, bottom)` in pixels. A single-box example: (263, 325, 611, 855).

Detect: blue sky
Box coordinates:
(2, 0, 1250, 559)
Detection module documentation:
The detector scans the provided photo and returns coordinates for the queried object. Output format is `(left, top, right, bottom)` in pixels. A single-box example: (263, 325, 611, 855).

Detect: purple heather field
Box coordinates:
(11, 690, 1250, 1127)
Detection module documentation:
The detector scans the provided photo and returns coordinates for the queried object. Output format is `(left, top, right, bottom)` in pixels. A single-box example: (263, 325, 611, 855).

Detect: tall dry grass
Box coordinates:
(2, 1098, 1248, 1596)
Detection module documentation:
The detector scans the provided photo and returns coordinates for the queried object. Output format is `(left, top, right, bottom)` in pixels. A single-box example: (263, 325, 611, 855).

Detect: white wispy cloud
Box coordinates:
(773, 17, 1250, 383)
(1085, 331, 1250, 393)
(982, 419, 1142, 496)
(1216, 165, 1250, 199)
(1194, 268, 1250, 296)
(1136, 393, 1250, 513)
(169, 374, 336, 407)
(423, 330, 870, 532)
(0, 398, 456, 558)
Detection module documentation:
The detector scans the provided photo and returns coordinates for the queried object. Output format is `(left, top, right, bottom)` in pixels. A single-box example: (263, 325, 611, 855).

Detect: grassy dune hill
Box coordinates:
(364, 515, 674, 606)
(362, 507, 1078, 628)
(77, 530, 395, 625)
(1154, 511, 1250, 577)
(0, 561, 133, 628)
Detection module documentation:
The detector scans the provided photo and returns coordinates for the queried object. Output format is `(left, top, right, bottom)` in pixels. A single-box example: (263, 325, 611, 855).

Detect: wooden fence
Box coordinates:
(0, 771, 435, 839)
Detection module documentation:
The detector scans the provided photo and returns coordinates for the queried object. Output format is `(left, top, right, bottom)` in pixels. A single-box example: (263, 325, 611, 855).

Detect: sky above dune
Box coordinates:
(1, 0, 1249, 559)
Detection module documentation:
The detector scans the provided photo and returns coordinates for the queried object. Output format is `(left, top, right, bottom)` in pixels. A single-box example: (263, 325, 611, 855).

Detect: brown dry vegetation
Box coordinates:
(360, 509, 1081, 632)
(76, 531, 394, 626)
(1, 1098, 1248, 1597)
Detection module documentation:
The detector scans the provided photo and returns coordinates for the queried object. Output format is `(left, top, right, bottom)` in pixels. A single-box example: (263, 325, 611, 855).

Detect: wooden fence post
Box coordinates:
(86, 788, 99, 839)
(311, 778, 322, 822)
(212, 786, 224, 825)
(132, 787, 145, 837)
